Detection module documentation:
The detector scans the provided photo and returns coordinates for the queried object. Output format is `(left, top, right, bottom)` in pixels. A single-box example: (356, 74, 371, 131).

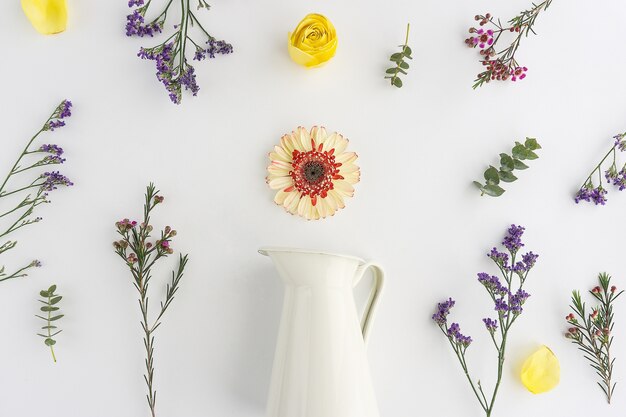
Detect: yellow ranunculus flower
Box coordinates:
(521, 345, 560, 394)
(21, 0, 67, 35)
(288, 13, 337, 68)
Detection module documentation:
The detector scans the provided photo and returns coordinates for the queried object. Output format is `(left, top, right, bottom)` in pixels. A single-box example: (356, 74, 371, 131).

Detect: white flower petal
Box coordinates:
(310, 126, 327, 148)
(336, 151, 357, 164)
(328, 190, 345, 209)
(332, 134, 349, 155)
(298, 194, 312, 217)
(334, 180, 355, 197)
(295, 127, 312, 151)
(268, 176, 293, 190)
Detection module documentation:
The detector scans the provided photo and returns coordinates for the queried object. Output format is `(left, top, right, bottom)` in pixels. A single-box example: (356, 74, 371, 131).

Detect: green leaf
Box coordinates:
(50, 296, 62, 305)
(473, 181, 484, 190)
(40, 306, 59, 312)
(399, 61, 409, 69)
(513, 159, 529, 170)
(393, 77, 403, 88)
(41, 325, 57, 330)
(386, 68, 399, 74)
(524, 137, 541, 150)
(499, 154, 515, 172)
(512, 144, 528, 160)
(482, 184, 506, 197)
(49, 315, 64, 321)
(525, 150, 539, 160)
(44, 338, 56, 346)
(48, 285, 57, 294)
(403, 45, 412, 56)
(390, 53, 403, 61)
(39, 291, 49, 298)
(499, 170, 518, 183)
(484, 166, 500, 184)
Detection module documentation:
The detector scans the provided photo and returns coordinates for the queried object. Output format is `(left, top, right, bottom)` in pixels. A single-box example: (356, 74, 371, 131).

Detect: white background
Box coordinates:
(1, 0, 626, 416)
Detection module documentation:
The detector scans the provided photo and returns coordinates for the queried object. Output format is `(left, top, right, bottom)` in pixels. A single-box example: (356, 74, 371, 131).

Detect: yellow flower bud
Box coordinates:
(21, 0, 67, 35)
(288, 13, 337, 68)
(521, 345, 560, 394)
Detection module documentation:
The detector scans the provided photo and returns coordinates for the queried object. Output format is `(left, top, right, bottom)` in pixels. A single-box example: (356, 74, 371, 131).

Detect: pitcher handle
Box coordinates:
(353, 262, 385, 344)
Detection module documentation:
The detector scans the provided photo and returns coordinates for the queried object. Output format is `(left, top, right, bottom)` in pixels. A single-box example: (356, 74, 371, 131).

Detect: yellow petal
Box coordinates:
(21, 0, 67, 35)
(288, 13, 337, 68)
(521, 346, 560, 394)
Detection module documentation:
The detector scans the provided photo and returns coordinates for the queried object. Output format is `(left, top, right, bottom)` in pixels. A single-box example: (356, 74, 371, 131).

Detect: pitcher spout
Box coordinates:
(259, 247, 364, 287)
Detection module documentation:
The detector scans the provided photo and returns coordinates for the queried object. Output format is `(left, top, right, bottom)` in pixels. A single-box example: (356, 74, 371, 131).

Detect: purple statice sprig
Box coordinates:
(575, 132, 626, 206)
(0, 100, 73, 284)
(465, 0, 553, 89)
(113, 183, 188, 417)
(432, 224, 538, 417)
(126, 0, 233, 104)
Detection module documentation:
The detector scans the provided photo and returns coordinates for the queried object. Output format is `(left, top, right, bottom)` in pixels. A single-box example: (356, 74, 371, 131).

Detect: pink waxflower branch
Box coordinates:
(112, 183, 188, 417)
(465, 0, 553, 89)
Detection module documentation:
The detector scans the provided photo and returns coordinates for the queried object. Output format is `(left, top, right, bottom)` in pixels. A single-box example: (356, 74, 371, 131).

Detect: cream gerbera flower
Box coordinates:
(266, 126, 360, 220)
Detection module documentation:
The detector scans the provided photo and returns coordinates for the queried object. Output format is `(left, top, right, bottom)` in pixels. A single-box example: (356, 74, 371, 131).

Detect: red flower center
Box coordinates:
(288, 140, 343, 206)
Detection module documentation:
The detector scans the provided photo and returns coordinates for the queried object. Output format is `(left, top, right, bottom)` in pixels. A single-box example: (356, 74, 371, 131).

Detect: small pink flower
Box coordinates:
(511, 66, 528, 82)
(474, 28, 494, 49)
(161, 240, 170, 248)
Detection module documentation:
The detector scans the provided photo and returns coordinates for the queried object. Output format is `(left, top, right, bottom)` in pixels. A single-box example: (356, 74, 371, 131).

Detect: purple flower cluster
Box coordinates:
(614, 134, 626, 152)
(488, 248, 509, 267)
(432, 298, 455, 326)
(521, 251, 538, 270)
(45, 100, 72, 131)
(482, 318, 498, 333)
(447, 322, 473, 347)
(179, 65, 199, 97)
(126, 10, 162, 37)
(477, 273, 508, 296)
(193, 39, 234, 61)
(40, 171, 73, 192)
(128, 0, 144, 6)
(138, 43, 183, 104)
(493, 288, 530, 317)
(605, 168, 626, 191)
(502, 224, 525, 253)
(40, 144, 64, 156)
(574, 185, 607, 205)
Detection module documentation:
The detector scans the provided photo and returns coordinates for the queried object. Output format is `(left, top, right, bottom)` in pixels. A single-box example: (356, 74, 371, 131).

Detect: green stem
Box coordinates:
(0, 129, 46, 197)
(47, 293, 57, 363)
(581, 147, 616, 188)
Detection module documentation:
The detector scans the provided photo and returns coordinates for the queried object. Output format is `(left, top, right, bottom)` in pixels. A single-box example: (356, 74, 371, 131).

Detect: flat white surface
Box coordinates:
(1, 0, 626, 416)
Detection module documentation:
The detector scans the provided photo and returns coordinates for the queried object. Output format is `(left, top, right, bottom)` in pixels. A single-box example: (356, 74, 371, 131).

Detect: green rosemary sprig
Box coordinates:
(385, 23, 412, 88)
(113, 183, 189, 417)
(474, 137, 541, 197)
(565, 273, 622, 404)
(36, 284, 63, 362)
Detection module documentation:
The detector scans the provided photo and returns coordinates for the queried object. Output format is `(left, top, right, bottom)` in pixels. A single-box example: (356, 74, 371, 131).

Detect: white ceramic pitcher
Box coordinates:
(259, 247, 385, 417)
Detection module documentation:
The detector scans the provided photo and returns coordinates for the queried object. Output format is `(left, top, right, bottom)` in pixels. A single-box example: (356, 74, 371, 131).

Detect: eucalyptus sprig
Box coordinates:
(385, 23, 412, 88)
(113, 183, 189, 417)
(565, 273, 623, 404)
(474, 137, 541, 197)
(0, 100, 73, 284)
(36, 284, 63, 362)
(126, 0, 233, 104)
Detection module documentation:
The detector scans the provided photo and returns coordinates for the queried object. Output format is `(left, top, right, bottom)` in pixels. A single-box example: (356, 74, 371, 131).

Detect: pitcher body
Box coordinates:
(260, 248, 384, 417)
